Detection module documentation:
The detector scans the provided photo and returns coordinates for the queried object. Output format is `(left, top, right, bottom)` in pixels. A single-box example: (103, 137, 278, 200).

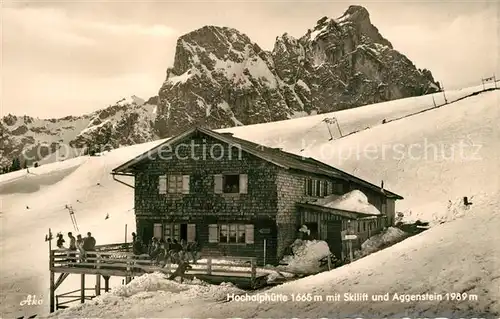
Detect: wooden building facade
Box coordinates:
(111, 127, 403, 265)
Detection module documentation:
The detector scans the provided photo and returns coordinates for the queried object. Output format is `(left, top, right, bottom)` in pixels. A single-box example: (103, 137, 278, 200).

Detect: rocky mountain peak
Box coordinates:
(343, 5, 370, 21)
(156, 6, 439, 137)
(168, 25, 257, 78)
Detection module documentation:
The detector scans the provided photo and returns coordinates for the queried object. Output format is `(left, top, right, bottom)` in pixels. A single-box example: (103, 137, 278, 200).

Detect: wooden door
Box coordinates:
(326, 221, 342, 259)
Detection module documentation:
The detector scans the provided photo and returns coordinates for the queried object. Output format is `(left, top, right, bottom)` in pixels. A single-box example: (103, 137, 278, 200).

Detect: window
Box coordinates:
(305, 179, 313, 196)
(220, 224, 228, 242)
(214, 174, 248, 194)
(164, 223, 196, 242)
(168, 175, 183, 193)
(238, 225, 246, 243)
(304, 178, 330, 197)
(229, 224, 237, 243)
(332, 182, 344, 195)
(160, 175, 190, 194)
(211, 224, 253, 244)
(224, 175, 239, 193)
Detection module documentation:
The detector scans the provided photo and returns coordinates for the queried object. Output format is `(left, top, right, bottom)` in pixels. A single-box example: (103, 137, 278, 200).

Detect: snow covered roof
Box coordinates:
(309, 190, 382, 216)
(111, 127, 403, 199)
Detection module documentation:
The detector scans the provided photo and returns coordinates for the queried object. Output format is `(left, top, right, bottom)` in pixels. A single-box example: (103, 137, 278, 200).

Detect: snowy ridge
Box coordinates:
(1, 96, 157, 168)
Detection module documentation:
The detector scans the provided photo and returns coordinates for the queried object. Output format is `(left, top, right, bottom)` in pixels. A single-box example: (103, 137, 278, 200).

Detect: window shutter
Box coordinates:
(158, 175, 167, 194)
(182, 175, 190, 194)
(187, 224, 196, 242)
(239, 174, 248, 194)
(319, 181, 323, 196)
(311, 181, 316, 196)
(214, 174, 223, 194)
(245, 224, 254, 244)
(208, 224, 218, 243)
(153, 223, 162, 239)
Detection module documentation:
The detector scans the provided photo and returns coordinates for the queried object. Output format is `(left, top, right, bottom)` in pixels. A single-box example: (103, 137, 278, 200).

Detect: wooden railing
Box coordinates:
(50, 248, 258, 282)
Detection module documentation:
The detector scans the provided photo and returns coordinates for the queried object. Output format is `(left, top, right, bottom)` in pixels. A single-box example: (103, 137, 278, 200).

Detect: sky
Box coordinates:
(1, 0, 499, 118)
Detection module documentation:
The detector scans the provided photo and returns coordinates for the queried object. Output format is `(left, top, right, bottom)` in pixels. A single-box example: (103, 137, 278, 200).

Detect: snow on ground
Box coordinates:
(278, 239, 331, 275)
(158, 193, 499, 318)
(218, 84, 487, 151)
(47, 272, 245, 319)
(319, 190, 381, 215)
(1, 85, 498, 318)
(355, 227, 409, 257)
(54, 194, 500, 318)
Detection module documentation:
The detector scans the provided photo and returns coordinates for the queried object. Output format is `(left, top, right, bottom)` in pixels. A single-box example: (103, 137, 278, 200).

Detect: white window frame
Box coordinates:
(214, 174, 248, 194)
(210, 224, 254, 244)
(168, 175, 190, 194)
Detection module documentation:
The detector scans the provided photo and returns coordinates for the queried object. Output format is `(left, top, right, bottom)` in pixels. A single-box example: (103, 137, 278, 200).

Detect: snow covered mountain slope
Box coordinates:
(0, 139, 164, 318)
(1, 96, 156, 169)
(155, 5, 440, 137)
(48, 90, 499, 318)
(0, 88, 498, 318)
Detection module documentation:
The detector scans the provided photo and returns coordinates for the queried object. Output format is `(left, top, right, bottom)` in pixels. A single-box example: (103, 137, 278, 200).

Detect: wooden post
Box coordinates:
(482, 79, 486, 91)
(495, 75, 498, 89)
(48, 228, 55, 313)
(207, 257, 212, 275)
(250, 258, 256, 288)
(95, 275, 101, 296)
(263, 239, 266, 266)
(125, 256, 131, 284)
(49, 270, 55, 313)
(327, 254, 332, 270)
(80, 274, 85, 303)
(125, 224, 127, 244)
(348, 240, 354, 262)
(432, 95, 436, 107)
(103, 276, 110, 292)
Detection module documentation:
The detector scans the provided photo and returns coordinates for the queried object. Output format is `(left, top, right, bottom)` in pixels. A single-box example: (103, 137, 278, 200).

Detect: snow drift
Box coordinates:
(48, 272, 245, 318)
(356, 226, 409, 257)
(279, 239, 331, 275)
